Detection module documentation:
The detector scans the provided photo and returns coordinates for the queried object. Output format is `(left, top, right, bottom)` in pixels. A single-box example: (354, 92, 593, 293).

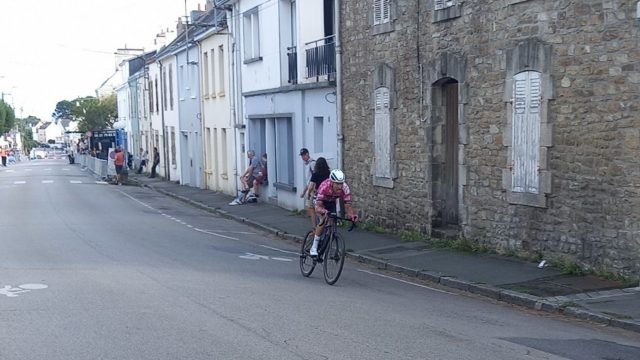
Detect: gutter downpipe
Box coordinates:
(230, 3, 242, 193)
(335, 0, 343, 171)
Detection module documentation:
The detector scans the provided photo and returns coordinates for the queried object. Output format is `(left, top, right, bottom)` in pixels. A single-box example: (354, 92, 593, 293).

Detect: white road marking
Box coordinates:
(259, 244, 298, 255)
(239, 253, 270, 260)
(70, 180, 82, 184)
(14, 181, 26, 184)
(96, 181, 108, 184)
(0, 283, 48, 297)
(42, 180, 54, 184)
(18, 283, 48, 290)
(6, 170, 14, 172)
(271, 257, 293, 262)
(356, 270, 458, 295)
(194, 228, 240, 240)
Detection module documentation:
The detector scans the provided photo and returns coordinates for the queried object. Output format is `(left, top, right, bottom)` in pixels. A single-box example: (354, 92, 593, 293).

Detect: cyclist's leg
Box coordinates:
(311, 202, 335, 256)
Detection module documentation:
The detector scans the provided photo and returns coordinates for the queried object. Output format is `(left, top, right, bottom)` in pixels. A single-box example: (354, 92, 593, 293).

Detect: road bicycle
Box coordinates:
(299, 212, 356, 285)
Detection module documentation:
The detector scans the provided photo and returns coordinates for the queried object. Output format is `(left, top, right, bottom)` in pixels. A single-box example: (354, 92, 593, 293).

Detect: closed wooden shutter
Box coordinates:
(375, 87, 391, 178)
(512, 71, 541, 193)
(374, 0, 390, 25)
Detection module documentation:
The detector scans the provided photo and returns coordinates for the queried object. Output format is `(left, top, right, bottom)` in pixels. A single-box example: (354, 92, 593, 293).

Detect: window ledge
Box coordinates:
(244, 56, 263, 65)
(506, 191, 548, 208)
(372, 21, 394, 35)
(221, 173, 228, 180)
(433, 4, 462, 23)
(274, 182, 296, 192)
(217, 91, 225, 97)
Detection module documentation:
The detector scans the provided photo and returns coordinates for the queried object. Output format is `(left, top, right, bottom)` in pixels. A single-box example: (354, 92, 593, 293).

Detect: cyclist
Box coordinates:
(310, 169, 358, 256)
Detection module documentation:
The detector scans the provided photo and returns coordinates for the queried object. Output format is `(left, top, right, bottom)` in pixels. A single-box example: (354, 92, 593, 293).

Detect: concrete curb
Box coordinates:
(136, 181, 640, 334)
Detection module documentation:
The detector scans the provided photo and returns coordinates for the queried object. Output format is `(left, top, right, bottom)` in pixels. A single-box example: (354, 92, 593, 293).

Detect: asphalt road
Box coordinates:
(1, 159, 639, 360)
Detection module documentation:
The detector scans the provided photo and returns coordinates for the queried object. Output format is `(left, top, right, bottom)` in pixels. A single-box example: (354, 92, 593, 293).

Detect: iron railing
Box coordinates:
(305, 35, 336, 81)
(287, 46, 298, 84)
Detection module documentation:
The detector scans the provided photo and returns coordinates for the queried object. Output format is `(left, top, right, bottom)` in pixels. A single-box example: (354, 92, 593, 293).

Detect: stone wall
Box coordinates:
(341, 0, 640, 274)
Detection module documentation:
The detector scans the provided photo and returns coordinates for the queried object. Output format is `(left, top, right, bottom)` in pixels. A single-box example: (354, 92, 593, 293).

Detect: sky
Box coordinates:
(0, 0, 203, 122)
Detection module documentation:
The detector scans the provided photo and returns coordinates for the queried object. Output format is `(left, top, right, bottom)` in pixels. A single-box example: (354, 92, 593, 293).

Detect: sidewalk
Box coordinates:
(126, 172, 640, 334)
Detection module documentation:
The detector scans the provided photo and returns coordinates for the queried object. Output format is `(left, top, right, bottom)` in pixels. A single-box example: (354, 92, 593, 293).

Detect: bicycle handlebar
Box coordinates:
(327, 212, 357, 232)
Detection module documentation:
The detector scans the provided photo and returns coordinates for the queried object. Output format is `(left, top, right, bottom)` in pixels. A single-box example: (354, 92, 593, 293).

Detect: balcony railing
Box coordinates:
(287, 46, 298, 84)
(305, 35, 336, 82)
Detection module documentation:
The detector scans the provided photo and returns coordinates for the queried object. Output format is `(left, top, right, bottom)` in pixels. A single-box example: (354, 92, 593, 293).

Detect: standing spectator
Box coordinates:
(0, 146, 8, 167)
(299, 148, 316, 225)
(149, 147, 160, 178)
(137, 148, 148, 174)
(304, 157, 331, 226)
(114, 146, 125, 185)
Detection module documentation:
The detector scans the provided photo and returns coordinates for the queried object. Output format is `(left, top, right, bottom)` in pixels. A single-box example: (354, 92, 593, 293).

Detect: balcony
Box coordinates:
(305, 35, 336, 82)
(287, 46, 298, 84)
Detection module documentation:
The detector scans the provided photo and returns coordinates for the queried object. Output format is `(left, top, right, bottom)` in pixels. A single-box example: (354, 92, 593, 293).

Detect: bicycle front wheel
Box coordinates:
(300, 231, 316, 277)
(323, 233, 346, 285)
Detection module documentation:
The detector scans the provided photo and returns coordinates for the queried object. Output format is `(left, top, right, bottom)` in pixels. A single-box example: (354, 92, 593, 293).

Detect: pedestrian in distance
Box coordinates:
(299, 148, 316, 227)
(137, 148, 148, 174)
(149, 147, 160, 178)
(229, 150, 260, 205)
(114, 146, 125, 185)
(247, 153, 268, 203)
(0, 146, 8, 167)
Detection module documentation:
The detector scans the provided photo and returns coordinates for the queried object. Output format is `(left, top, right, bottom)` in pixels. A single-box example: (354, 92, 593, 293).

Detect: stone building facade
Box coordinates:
(340, 0, 640, 274)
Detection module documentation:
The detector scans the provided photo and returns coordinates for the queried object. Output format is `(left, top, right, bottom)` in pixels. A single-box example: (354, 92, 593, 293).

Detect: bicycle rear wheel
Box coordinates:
(300, 231, 316, 277)
(323, 233, 345, 285)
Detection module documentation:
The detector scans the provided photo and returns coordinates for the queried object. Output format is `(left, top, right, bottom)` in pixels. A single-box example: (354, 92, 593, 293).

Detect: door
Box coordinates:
(443, 82, 459, 225)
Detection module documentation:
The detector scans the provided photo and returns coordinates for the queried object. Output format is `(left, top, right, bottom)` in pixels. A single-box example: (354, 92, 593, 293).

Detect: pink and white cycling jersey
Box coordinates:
(315, 178, 352, 204)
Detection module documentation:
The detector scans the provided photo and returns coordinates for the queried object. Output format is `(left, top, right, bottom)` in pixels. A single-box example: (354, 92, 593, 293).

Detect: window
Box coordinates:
(170, 126, 176, 165)
(154, 78, 159, 113)
(203, 51, 210, 96)
(221, 128, 228, 176)
(210, 48, 216, 95)
(373, 0, 391, 25)
(218, 45, 225, 95)
(435, 0, 456, 10)
(314, 116, 324, 152)
(148, 79, 154, 114)
(162, 68, 168, 111)
(169, 65, 174, 110)
(511, 71, 541, 194)
(275, 117, 294, 186)
(243, 8, 261, 61)
(374, 87, 391, 178)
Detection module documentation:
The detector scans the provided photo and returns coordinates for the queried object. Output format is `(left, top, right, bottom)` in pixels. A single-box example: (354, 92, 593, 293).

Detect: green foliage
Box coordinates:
(73, 94, 117, 132)
(400, 231, 426, 242)
(52, 100, 74, 121)
(429, 237, 490, 253)
(0, 100, 16, 134)
(52, 95, 117, 132)
(548, 258, 590, 276)
(360, 218, 386, 233)
(289, 209, 304, 216)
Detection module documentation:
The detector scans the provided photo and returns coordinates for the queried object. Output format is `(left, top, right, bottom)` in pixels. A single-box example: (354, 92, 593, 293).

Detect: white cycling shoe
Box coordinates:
(309, 246, 318, 256)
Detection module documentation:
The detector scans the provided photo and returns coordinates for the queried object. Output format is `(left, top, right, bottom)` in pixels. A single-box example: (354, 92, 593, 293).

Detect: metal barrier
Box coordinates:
(77, 154, 109, 180)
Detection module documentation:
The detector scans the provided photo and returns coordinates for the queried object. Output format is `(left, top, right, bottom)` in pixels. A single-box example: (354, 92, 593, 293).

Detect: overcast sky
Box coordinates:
(0, 0, 203, 122)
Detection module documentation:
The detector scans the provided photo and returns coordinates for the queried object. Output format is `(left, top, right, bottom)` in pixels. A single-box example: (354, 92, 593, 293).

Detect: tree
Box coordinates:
(70, 94, 117, 132)
(52, 100, 74, 121)
(0, 100, 15, 135)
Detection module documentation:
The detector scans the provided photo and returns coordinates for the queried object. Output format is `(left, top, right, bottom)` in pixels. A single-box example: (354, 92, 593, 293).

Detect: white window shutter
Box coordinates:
(435, 0, 445, 10)
(512, 71, 541, 194)
(374, 0, 383, 25)
(382, 0, 391, 23)
(375, 87, 391, 178)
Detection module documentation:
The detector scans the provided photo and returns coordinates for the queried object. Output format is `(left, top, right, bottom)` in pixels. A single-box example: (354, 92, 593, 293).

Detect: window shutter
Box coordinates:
(375, 87, 391, 178)
(374, 0, 383, 25)
(382, 0, 391, 23)
(512, 71, 541, 194)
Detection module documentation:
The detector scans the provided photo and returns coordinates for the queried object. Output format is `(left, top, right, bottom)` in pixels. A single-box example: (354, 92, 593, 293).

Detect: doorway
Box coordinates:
(431, 78, 459, 229)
